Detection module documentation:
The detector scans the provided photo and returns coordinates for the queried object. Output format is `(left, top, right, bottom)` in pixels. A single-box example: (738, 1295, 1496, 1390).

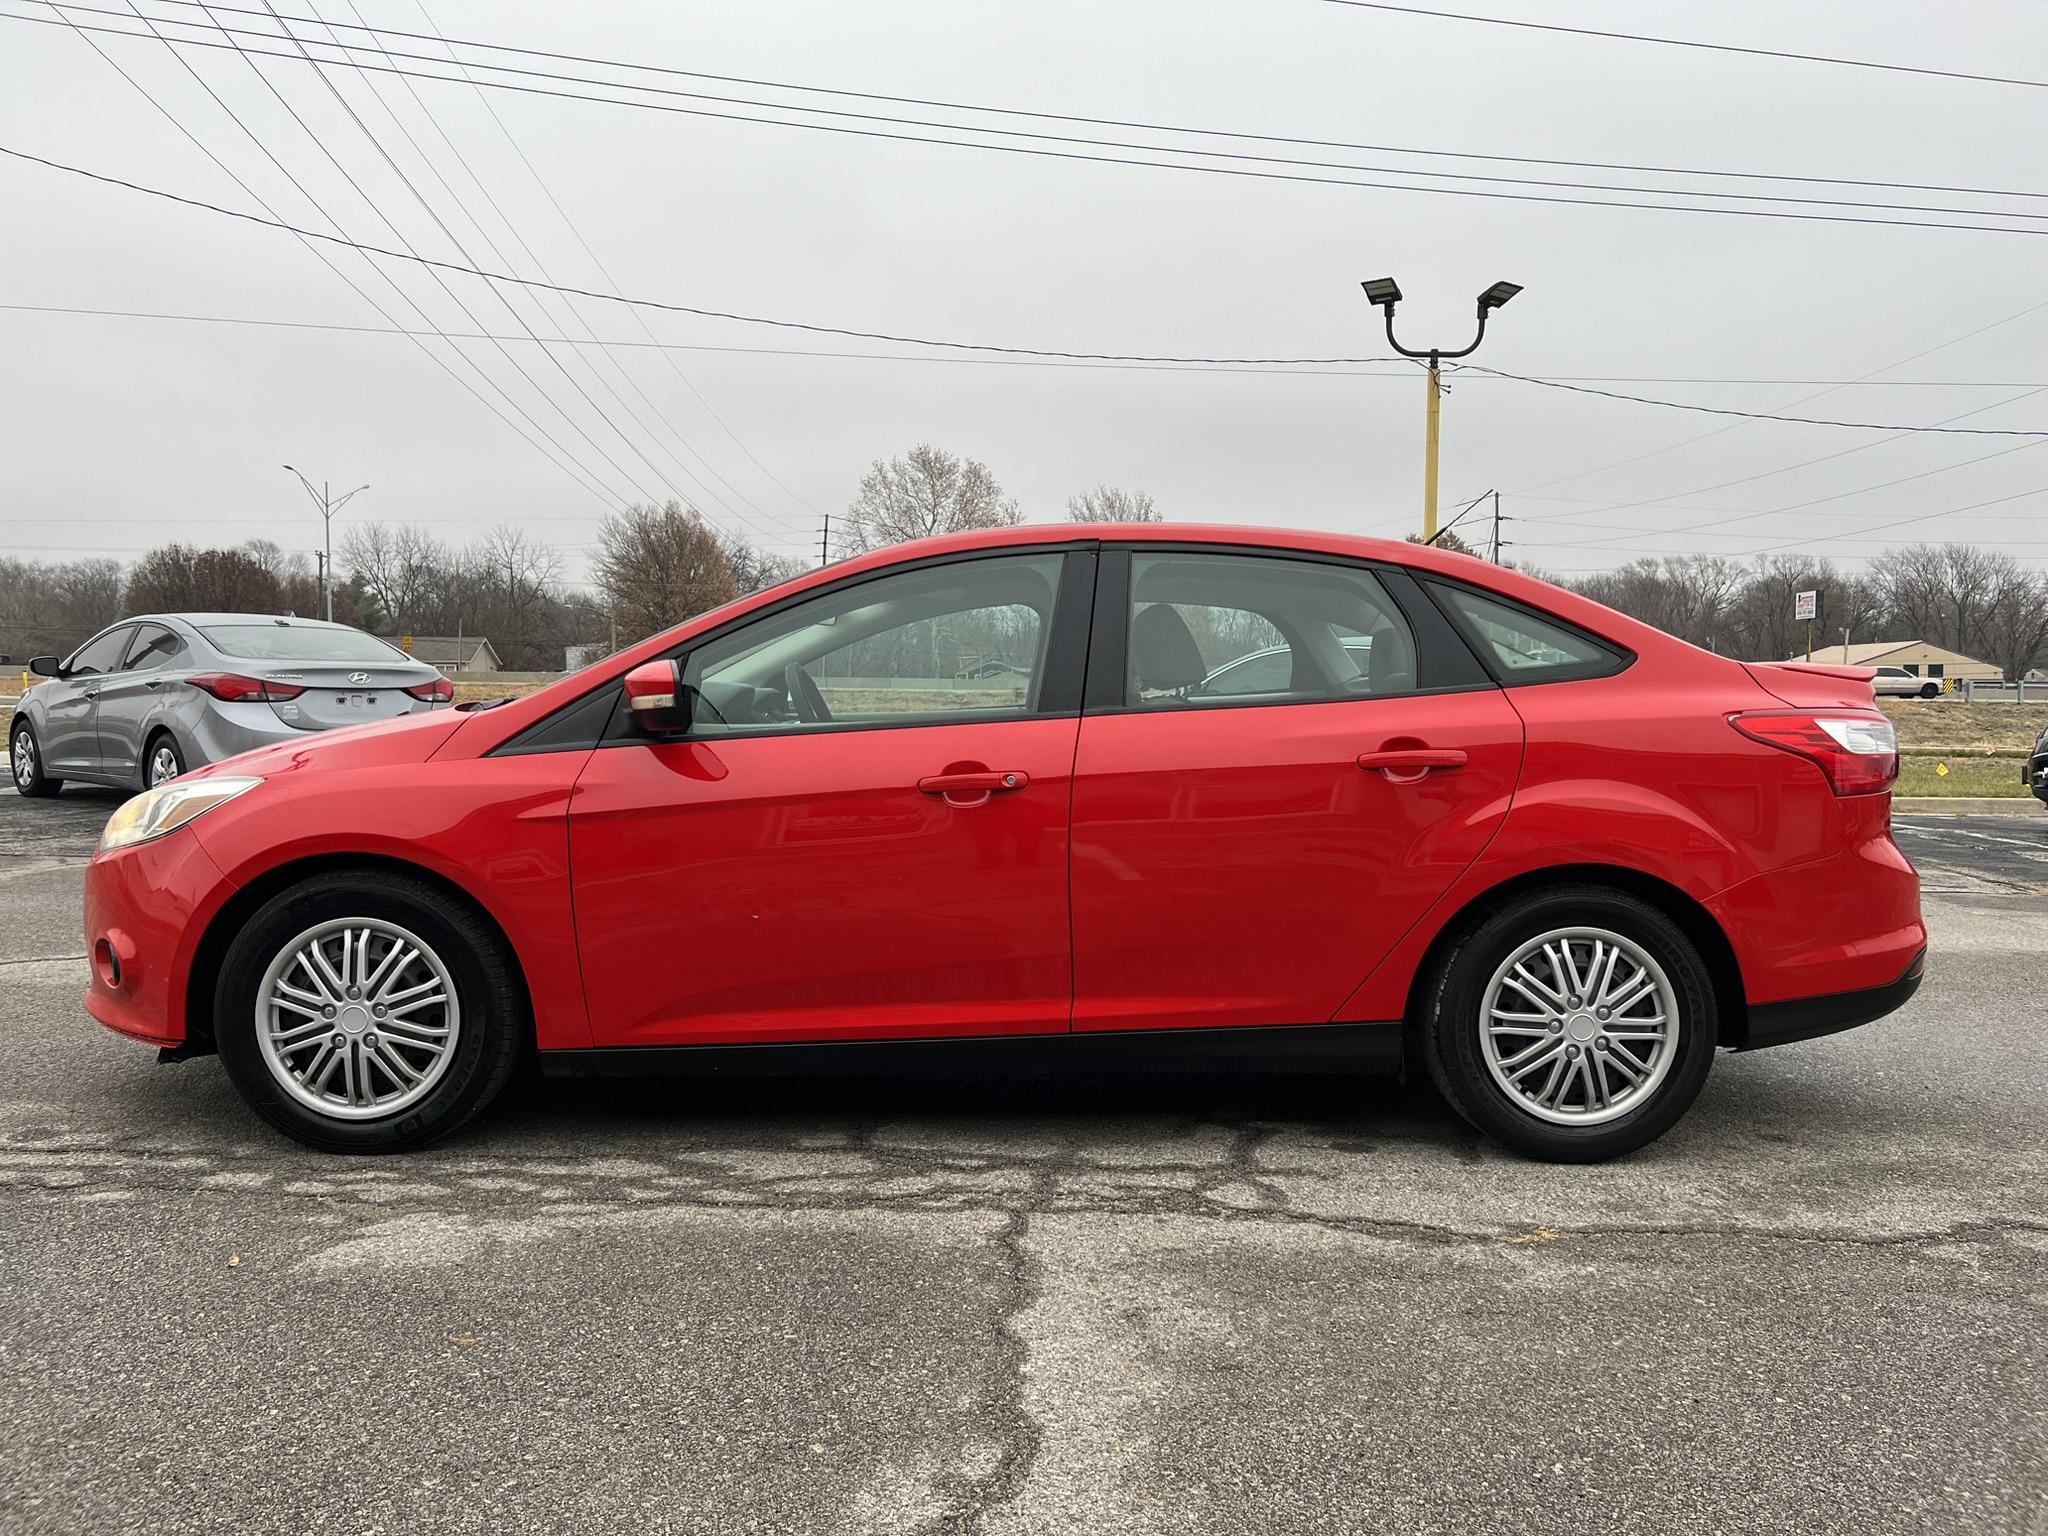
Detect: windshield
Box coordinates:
(200, 625, 412, 664)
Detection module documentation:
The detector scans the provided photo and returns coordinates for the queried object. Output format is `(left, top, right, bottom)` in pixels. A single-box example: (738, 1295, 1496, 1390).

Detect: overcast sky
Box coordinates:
(5, 0, 2048, 585)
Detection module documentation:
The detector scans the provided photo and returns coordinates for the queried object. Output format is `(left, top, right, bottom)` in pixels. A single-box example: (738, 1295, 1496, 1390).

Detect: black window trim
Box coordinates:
(494, 542, 1101, 756)
(1080, 541, 1500, 719)
(1417, 574, 1636, 688)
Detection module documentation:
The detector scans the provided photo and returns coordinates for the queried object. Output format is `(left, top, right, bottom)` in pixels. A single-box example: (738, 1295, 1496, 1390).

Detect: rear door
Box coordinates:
(94, 623, 186, 779)
(42, 625, 133, 775)
(1070, 549, 1523, 1032)
(568, 548, 1092, 1047)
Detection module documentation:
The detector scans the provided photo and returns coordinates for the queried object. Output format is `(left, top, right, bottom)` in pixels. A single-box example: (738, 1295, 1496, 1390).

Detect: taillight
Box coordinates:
(187, 673, 304, 702)
(1730, 711, 1899, 795)
(406, 677, 454, 703)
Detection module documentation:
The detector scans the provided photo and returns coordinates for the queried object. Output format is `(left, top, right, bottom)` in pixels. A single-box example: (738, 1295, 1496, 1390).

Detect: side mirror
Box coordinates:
(622, 658, 692, 736)
(28, 656, 61, 679)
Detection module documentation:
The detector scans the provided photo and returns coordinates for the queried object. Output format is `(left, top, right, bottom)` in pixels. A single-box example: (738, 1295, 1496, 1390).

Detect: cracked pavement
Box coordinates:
(2, 793, 2045, 1534)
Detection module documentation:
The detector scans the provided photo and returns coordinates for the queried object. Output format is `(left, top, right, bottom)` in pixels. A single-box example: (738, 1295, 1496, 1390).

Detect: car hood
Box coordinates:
(189, 707, 465, 783)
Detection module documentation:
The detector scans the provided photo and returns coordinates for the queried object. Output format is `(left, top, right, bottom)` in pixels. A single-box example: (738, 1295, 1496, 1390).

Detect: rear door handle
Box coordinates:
(918, 769, 1030, 805)
(1356, 748, 1467, 782)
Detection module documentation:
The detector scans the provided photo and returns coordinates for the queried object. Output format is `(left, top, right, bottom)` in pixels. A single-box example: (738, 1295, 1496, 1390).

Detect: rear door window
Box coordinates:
(122, 625, 185, 673)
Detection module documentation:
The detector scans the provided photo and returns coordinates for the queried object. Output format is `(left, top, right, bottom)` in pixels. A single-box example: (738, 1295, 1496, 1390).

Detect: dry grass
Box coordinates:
(453, 680, 550, 706)
(1879, 699, 2042, 752)
(1895, 755, 2031, 798)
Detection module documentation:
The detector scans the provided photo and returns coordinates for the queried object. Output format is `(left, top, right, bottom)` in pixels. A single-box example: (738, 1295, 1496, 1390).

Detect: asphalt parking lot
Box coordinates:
(2, 790, 2044, 1536)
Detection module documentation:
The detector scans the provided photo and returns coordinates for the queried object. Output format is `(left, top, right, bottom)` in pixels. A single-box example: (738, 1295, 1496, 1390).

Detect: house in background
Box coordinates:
(403, 635, 503, 675)
(1805, 639, 2002, 685)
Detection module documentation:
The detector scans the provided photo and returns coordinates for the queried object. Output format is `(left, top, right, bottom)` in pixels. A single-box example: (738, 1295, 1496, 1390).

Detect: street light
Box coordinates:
(1363, 276, 1522, 542)
(283, 466, 369, 622)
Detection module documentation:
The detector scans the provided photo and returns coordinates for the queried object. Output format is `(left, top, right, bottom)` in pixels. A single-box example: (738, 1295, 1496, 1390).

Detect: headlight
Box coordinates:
(99, 776, 262, 854)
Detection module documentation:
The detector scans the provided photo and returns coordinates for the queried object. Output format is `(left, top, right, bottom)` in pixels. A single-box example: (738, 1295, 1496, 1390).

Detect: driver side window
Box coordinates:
(65, 627, 134, 679)
(682, 553, 1067, 735)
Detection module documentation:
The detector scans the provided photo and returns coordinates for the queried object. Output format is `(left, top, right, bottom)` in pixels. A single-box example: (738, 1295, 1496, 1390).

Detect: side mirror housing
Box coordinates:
(28, 655, 61, 679)
(622, 658, 692, 736)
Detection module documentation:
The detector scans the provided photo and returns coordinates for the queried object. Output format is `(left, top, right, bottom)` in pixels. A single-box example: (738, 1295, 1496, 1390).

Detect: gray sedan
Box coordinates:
(11, 613, 455, 796)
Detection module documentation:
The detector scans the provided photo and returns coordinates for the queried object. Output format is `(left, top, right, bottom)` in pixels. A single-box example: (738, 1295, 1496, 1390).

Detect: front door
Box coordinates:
(42, 625, 132, 776)
(95, 623, 186, 781)
(1070, 549, 1525, 1031)
(569, 548, 1091, 1047)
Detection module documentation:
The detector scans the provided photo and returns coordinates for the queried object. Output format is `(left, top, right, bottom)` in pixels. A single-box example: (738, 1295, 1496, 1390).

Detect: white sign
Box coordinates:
(1794, 590, 1818, 622)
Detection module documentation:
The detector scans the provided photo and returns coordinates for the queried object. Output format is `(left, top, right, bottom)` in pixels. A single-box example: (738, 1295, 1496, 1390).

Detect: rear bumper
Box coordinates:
(1736, 948, 1926, 1051)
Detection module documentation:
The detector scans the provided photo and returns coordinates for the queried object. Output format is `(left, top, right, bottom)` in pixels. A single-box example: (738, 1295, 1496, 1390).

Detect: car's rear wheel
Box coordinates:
(145, 732, 185, 788)
(1420, 886, 1717, 1162)
(11, 722, 60, 797)
(214, 869, 525, 1152)
(1919, 681, 1940, 698)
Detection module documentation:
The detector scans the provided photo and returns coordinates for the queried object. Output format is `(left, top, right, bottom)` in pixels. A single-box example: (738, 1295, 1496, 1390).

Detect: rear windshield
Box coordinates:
(200, 625, 411, 663)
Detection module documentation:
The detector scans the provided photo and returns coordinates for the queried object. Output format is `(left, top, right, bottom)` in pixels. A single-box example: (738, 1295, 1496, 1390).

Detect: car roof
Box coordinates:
(135, 613, 360, 630)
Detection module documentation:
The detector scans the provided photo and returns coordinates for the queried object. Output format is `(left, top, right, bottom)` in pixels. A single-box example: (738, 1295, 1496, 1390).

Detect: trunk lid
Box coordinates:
(1742, 661, 1880, 711)
(261, 664, 435, 731)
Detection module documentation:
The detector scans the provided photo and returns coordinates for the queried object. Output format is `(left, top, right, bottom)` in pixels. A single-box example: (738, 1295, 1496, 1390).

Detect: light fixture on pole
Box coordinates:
(283, 466, 369, 622)
(1363, 277, 1521, 542)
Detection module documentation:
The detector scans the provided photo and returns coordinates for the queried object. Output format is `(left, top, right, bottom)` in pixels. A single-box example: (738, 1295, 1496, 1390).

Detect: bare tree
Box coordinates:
(844, 444, 1021, 553)
(1067, 485, 1161, 523)
(719, 531, 809, 596)
(0, 557, 124, 658)
(124, 545, 283, 615)
(592, 502, 741, 644)
(342, 522, 450, 631)
(1981, 566, 2048, 683)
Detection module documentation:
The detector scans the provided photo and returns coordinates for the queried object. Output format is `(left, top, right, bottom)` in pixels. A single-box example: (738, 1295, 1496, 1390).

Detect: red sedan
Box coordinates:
(80, 525, 1924, 1160)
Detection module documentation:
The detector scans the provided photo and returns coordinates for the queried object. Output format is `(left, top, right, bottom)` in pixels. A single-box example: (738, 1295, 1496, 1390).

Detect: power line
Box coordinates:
(404, 0, 820, 528)
(13, 141, 2048, 447)
(81, 0, 2048, 202)
(14, 302, 2048, 389)
(1316, 1, 2048, 92)
(1453, 364, 2048, 436)
(13, 6, 2048, 239)
(44, 0, 632, 513)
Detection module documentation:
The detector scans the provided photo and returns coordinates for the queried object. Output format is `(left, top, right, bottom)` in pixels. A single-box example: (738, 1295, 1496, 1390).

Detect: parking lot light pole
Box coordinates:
(283, 466, 369, 621)
(1363, 278, 1522, 542)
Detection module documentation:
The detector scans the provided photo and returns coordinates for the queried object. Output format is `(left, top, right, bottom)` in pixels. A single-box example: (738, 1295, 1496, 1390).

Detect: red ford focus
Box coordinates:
(80, 525, 1924, 1160)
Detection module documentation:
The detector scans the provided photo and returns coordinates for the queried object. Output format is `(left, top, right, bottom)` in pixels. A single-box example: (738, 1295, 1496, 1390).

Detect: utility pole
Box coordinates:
(819, 512, 832, 568)
(312, 549, 327, 611)
(1489, 491, 1503, 563)
(283, 466, 369, 622)
(1363, 277, 1522, 542)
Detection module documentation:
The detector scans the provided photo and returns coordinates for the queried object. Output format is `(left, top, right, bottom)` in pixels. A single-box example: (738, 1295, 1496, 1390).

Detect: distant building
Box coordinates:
(563, 642, 612, 672)
(1803, 639, 2001, 684)
(403, 635, 503, 674)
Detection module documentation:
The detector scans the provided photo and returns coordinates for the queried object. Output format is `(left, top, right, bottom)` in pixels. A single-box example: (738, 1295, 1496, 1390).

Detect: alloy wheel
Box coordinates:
(11, 730, 32, 790)
(254, 917, 462, 1121)
(148, 744, 181, 786)
(1478, 926, 1680, 1126)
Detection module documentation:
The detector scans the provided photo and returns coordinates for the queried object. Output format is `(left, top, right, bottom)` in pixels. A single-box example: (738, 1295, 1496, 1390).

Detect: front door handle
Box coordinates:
(1356, 748, 1467, 784)
(918, 769, 1030, 806)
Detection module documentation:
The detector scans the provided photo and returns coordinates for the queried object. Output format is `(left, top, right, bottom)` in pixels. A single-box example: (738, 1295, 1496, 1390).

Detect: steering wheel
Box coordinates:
(783, 663, 833, 724)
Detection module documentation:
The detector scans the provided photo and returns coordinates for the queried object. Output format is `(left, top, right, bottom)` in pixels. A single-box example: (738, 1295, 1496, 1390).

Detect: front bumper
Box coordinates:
(2026, 749, 2047, 805)
(1738, 948, 1926, 1050)
(81, 829, 235, 1048)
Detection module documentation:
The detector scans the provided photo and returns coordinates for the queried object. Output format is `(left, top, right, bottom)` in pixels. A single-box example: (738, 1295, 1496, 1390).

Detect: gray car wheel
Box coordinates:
(11, 722, 61, 798)
(146, 735, 185, 787)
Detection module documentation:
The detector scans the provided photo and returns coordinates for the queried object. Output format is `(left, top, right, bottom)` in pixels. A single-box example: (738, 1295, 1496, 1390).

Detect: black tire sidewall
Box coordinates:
(215, 871, 523, 1152)
(1425, 887, 1717, 1162)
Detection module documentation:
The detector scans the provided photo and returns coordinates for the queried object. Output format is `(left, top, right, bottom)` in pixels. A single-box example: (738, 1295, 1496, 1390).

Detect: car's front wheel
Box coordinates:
(214, 869, 526, 1152)
(11, 722, 60, 797)
(1420, 886, 1717, 1162)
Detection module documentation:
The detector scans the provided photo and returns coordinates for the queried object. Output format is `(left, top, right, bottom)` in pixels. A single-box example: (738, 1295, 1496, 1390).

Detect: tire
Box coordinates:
(1419, 885, 1717, 1162)
(145, 732, 185, 788)
(11, 722, 61, 797)
(1919, 682, 1939, 699)
(213, 869, 526, 1152)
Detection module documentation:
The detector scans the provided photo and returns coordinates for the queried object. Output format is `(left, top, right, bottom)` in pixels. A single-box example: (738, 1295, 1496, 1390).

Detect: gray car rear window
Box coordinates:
(199, 625, 412, 663)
